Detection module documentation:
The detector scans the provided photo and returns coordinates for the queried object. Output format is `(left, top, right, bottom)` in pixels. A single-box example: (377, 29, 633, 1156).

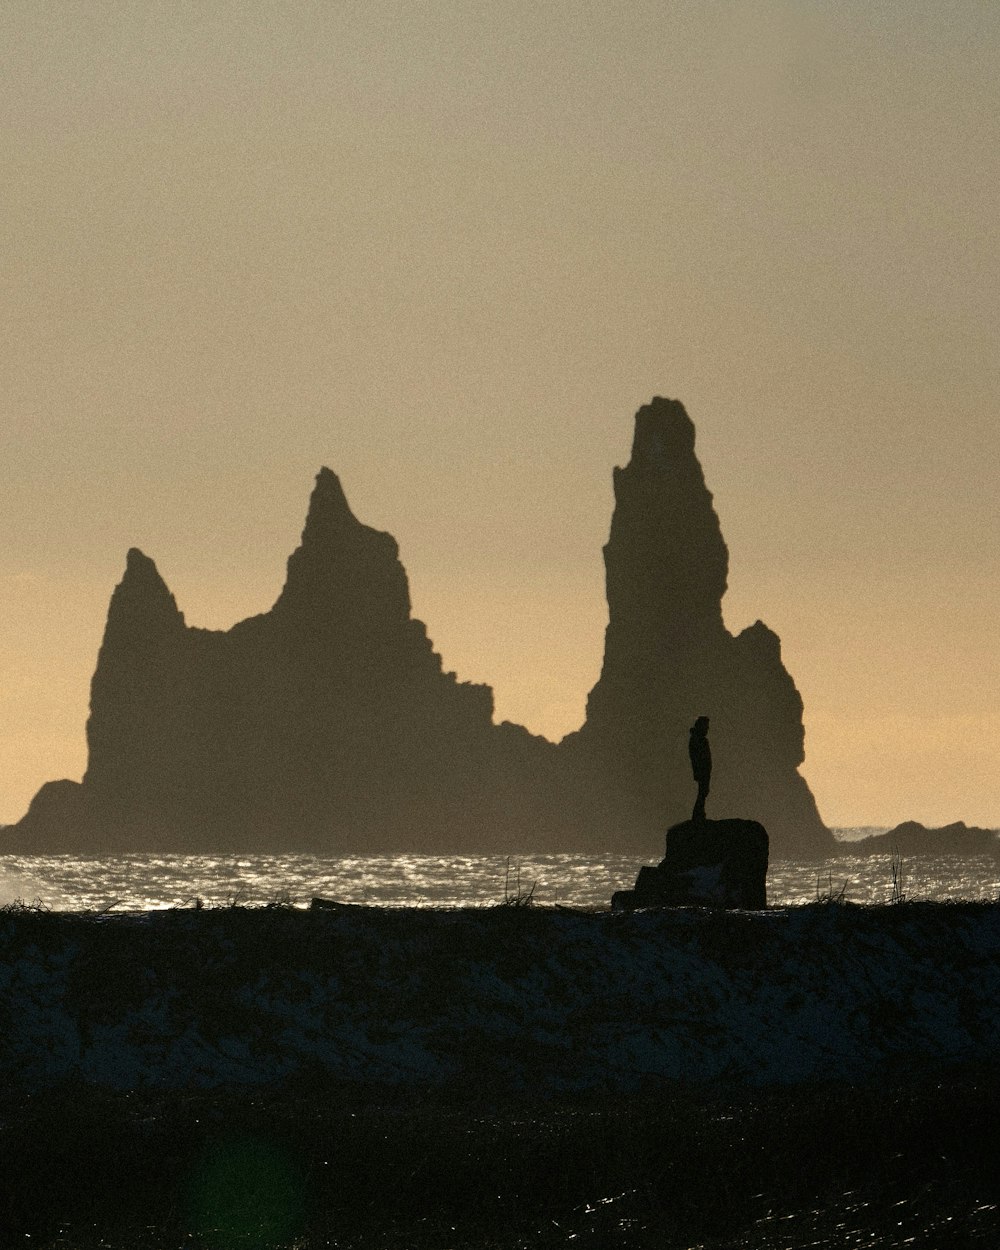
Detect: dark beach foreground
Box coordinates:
(2, 901, 1000, 1246)
(4, 1075, 1000, 1248)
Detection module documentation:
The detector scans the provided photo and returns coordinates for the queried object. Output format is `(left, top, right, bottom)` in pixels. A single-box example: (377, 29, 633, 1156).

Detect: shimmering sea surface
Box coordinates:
(1, 829, 998, 912)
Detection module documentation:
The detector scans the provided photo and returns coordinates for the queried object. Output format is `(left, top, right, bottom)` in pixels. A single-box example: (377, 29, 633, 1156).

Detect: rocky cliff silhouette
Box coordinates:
(6, 397, 832, 857)
(563, 397, 829, 852)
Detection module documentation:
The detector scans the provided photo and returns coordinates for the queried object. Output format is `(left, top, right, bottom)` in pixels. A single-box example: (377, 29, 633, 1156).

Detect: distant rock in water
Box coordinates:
(852, 821, 1000, 857)
(6, 397, 832, 857)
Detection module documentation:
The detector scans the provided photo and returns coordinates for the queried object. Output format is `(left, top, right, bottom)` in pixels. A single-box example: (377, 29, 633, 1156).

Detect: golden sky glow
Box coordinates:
(2, 1, 998, 828)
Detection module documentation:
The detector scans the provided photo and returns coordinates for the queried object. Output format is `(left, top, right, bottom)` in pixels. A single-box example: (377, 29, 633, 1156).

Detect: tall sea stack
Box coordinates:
(563, 397, 829, 853)
(6, 397, 831, 858)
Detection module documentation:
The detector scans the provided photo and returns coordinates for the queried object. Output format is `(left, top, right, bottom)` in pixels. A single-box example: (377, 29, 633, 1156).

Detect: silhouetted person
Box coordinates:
(689, 716, 711, 822)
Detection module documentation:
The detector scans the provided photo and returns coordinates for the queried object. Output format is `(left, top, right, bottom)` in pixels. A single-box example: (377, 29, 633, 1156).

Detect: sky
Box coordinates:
(2, 1, 998, 829)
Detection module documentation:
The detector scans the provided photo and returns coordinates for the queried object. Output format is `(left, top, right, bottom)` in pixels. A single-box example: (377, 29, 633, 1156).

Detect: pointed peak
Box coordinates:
(315, 463, 344, 486)
(121, 548, 174, 596)
(313, 467, 352, 511)
(301, 467, 360, 538)
(272, 468, 409, 622)
(629, 396, 696, 467)
(110, 548, 184, 631)
(124, 547, 160, 577)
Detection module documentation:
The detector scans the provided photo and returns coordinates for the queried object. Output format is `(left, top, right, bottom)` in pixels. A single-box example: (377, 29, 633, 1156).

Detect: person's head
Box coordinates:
(691, 716, 710, 736)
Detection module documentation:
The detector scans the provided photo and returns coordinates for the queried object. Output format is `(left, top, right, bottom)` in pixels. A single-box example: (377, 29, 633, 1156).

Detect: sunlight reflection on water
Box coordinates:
(0, 832, 998, 912)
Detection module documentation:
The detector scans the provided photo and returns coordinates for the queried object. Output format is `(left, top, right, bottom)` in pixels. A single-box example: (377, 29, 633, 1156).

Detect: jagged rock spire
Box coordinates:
(573, 396, 829, 853)
(83, 548, 187, 807)
(100, 548, 185, 646)
(299, 467, 357, 542)
(272, 468, 412, 629)
(603, 396, 729, 651)
(7, 402, 830, 858)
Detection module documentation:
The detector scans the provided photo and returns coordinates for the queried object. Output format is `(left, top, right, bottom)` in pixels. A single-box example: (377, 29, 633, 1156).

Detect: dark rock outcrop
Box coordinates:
(6, 397, 831, 857)
(852, 821, 1000, 857)
(563, 397, 830, 856)
(612, 818, 770, 910)
(11, 471, 574, 854)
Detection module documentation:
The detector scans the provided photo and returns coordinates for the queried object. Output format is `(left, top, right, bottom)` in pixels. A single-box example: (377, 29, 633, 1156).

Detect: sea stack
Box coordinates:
(5, 397, 831, 858)
(563, 397, 830, 856)
(10, 472, 526, 853)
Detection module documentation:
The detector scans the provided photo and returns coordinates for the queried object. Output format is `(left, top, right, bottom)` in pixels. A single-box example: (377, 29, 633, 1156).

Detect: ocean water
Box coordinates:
(1, 830, 998, 912)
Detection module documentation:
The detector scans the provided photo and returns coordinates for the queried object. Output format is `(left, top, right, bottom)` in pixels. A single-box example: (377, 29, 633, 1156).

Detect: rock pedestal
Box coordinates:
(612, 818, 769, 910)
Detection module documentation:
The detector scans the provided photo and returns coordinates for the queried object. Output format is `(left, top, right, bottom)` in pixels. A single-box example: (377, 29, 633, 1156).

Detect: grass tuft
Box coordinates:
(890, 846, 907, 904)
(499, 857, 536, 907)
(0, 896, 50, 914)
(814, 874, 849, 905)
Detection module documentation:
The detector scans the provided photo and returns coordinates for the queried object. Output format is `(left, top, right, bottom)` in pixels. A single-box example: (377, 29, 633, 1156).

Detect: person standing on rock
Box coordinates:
(689, 716, 711, 822)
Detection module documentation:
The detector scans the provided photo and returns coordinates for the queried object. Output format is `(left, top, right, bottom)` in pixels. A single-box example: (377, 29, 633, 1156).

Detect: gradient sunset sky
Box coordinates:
(3, 1, 998, 829)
